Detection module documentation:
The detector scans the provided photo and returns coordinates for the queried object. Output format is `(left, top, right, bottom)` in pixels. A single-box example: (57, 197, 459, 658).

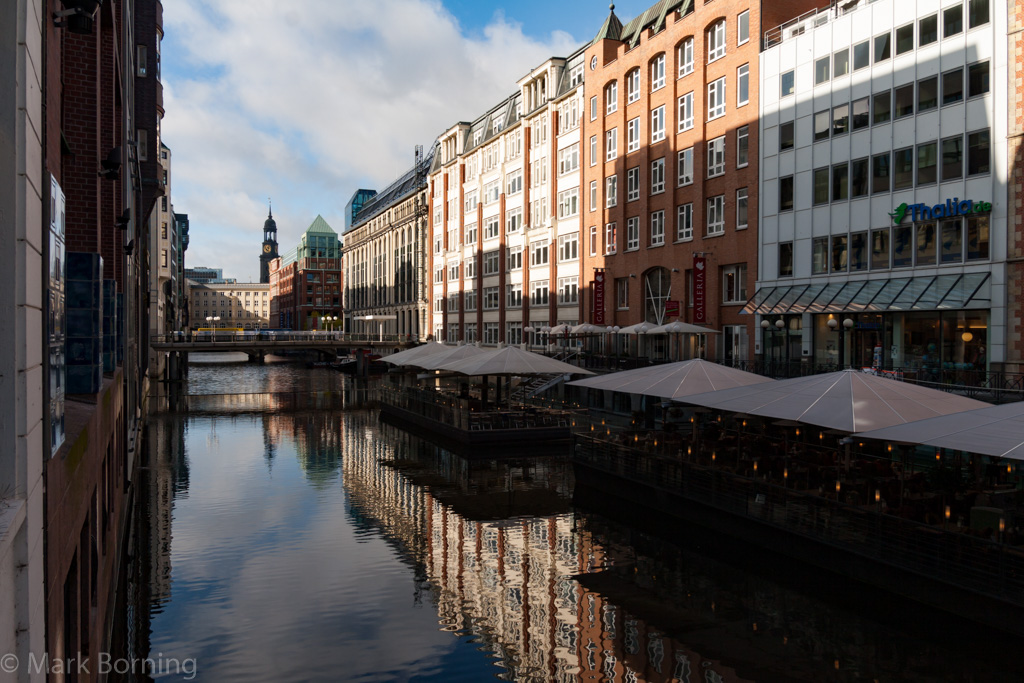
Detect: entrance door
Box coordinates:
(722, 325, 748, 366)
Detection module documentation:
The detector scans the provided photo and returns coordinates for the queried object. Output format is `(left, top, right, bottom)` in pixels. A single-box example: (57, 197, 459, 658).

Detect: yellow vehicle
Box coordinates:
(196, 327, 245, 333)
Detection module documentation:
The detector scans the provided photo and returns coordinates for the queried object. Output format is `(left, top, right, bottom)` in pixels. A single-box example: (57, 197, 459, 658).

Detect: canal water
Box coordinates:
(126, 354, 1019, 682)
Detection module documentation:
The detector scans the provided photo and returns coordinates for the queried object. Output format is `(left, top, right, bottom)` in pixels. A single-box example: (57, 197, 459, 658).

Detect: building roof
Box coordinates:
(596, 0, 693, 48)
(349, 147, 435, 232)
(304, 214, 337, 235)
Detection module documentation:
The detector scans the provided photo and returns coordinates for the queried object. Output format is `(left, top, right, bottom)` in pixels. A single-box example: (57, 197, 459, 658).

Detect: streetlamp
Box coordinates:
(827, 317, 854, 368)
(760, 319, 770, 370)
(523, 326, 534, 348)
(775, 318, 786, 371)
(213, 315, 220, 329)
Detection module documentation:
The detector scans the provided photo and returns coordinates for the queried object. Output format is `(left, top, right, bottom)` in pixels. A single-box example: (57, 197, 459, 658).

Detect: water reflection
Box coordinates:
(127, 365, 1020, 682)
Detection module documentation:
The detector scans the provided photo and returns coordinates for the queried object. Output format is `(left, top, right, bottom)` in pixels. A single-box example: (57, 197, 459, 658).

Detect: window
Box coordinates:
(779, 242, 793, 277)
(507, 245, 523, 271)
(530, 197, 547, 227)
(448, 260, 460, 281)
(874, 32, 891, 63)
(736, 188, 748, 229)
(590, 180, 597, 211)
(872, 152, 890, 194)
(722, 264, 746, 303)
(813, 167, 830, 205)
(942, 68, 963, 105)
(814, 110, 830, 141)
(834, 48, 850, 78)
(917, 142, 937, 185)
(832, 235, 848, 272)
(894, 84, 914, 118)
(484, 216, 500, 239)
(968, 129, 990, 175)
(605, 81, 618, 114)
(590, 95, 597, 121)
(851, 97, 869, 131)
(815, 56, 830, 85)
(968, 61, 989, 97)
(483, 286, 500, 310)
(626, 217, 640, 250)
(616, 278, 629, 309)
(557, 188, 578, 219)
(464, 290, 477, 312)
(651, 54, 665, 91)
(707, 196, 725, 236)
(558, 232, 578, 262)
(677, 147, 693, 185)
(737, 64, 749, 105)
(873, 90, 891, 125)
(942, 135, 964, 181)
(736, 126, 748, 167)
(590, 135, 597, 166)
(557, 143, 579, 175)
(871, 229, 890, 270)
(832, 104, 849, 136)
(506, 170, 523, 195)
(812, 238, 829, 274)
(708, 20, 726, 62)
(506, 207, 522, 235)
(558, 277, 578, 305)
(851, 158, 869, 197)
(941, 219, 963, 263)
(918, 77, 938, 111)
(781, 70, 795, 97)
(893, 147, 914, 189)
(967, 216, 989, 260)
(779, 176, 794, 211)
(832, 163, 849, 201)
(943, 4, 963, 37)
(678, 37, 694, 77)
(161, 249, 167, 267)
(589, 226, 597, 256)
(895, 23, 914, 55)
(919, 14, 938, 45)
(605, 222, 617, 254)
(627, 68, 641, 103)
(627, 167, 640, 201)
(606, 175, 618, 207)
(707, 136, 725, 177)
(738, 10, 749, 44)
(892, 226, 911, 267)
(677, 92, 694, 131)
(606, 128, 618, 161)
(916, 222, 937, 266)
(850, 232, 868, 271)
(969, 0, 989, 28)
(650, 211, 665, 246)
(650, 158, 665, 194)
(530, 158, 547, 187)
(483, 322, 499, 345)
(853, 40, 870, 70)
(779, 121, 794, 151)
(708, 77, 726, 119)
(651, 106, 665, 142)
(530, 240, 549, 267)
(626, 117, 640, 153)
(677, 203, 693, 241)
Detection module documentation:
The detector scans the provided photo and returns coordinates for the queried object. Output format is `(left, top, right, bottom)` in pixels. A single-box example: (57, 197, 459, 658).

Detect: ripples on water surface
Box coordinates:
(131, 358, 1021, 682)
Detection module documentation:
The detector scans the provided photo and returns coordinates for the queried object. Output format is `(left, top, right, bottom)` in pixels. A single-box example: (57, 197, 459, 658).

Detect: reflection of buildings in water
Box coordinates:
(144, 417, 189, 606)
(271, 410, 346, 487)
(341, 411, 747, 682)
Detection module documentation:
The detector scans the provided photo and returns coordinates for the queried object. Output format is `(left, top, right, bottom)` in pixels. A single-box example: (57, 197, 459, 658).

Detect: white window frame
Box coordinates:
(736, 188, 748, 230)
(605, 81, 618, 114)
(606, 128, 618, 161)
(530, 282, 549, 307)
(557, 276, 579, 305)
(707, 195, 725, 236)
(483, 216, 500, 240)
(651, 158, 665, 194)
(626, 217, 640, 251)
(507, 245, 523, 271)
(677, 91, 694, 132)
(708, 77, 726, 120)
(737, 64, 749, 106)
(737, 126, 749, 168)
(707, 136, 726, 177)
(650, 210, 665, 247)
(626, 167, 640, 202)
(676, 203, 693, 241)
(605, 222, 617, 255)
(590, 95, 597, 121)
(678, 37, 694, 77)
(590, 135, 597, 166)
(678, 147, 694, 186)
(530, 239, 549, 267)
(708, 20, 726, 62)
(506, 170, 523, 196)
(558, 232, 579, 262)
(505, 207, 522, 235)
(482, 250, 500, 275)
(590, 180, 597, 211)
(651, 53, 666, 91)
(556, 188, 579, 219)
(722, 264, 747, 304)
(627, 117, 640, 153)
(651, 105, 665, 143)
(627, 68, 641, 104)
(738, 10, 750, 45)
(616, 278, 629, 309)
(557, 143, 579, 175)
(606, 175, 618, 207)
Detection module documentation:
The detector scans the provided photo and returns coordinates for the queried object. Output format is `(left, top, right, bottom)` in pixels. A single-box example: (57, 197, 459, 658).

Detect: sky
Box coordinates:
(162, 0, 653, 282)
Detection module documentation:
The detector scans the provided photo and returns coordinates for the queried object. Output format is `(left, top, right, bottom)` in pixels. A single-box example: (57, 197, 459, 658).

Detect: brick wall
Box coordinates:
(1008, 0, 1024, 372)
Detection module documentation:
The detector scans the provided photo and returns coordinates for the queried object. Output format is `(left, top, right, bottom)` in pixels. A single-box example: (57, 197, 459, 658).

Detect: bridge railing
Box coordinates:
(151, 331, 418, 345)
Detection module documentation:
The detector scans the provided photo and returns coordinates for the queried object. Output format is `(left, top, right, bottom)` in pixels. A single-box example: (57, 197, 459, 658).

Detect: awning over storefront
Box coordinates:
(741, 273, 990, 316)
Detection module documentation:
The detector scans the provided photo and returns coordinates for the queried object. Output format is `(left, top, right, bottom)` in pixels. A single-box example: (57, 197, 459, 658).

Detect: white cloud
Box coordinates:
(162, 0, 579, 281)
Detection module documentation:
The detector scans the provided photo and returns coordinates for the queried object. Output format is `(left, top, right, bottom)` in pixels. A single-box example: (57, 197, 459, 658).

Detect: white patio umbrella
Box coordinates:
(437, 345, 595, 376)
(549, 324, 572, 335)
(572, 323, 605, 334)
(567, 358, 771, 400)
(381, 341, 448, 366)
(410, 343, 489, 370)
(679, 369, 989, 433)
(855, 401, 1024, 460)
(646, 321, 720, 335)
(617, 322, 653, 334)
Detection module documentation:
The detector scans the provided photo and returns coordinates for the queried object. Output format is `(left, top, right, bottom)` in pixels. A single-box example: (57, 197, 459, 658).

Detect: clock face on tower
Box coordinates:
(263, 244, 272, 253)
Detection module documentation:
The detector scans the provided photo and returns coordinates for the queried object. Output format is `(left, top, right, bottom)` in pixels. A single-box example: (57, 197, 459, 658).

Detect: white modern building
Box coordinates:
(429, 48, 586, 348)
(754, 0, 1005, 379)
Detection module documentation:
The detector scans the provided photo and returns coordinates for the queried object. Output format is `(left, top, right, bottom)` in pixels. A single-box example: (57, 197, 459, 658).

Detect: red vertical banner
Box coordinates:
(593, 271, 605, 325)
(693, 255, 706, 324)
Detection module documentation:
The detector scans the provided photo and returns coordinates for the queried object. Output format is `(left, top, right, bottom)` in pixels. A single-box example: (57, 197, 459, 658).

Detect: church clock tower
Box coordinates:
(259, 201, 279, 284)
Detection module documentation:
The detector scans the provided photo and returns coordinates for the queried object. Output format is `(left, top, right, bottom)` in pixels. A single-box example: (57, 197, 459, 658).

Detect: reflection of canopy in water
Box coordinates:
(855, 401, 1024, 460)
(568, 358, 770, 400)
(679, 369, 988, 433)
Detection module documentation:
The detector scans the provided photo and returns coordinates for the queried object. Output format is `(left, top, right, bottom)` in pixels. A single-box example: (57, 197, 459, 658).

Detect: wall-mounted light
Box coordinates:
(54, 0, 102, 35)
(115, 208, 131, 230)
(99, 146, 122, 180)
(629, 273, 636, 278)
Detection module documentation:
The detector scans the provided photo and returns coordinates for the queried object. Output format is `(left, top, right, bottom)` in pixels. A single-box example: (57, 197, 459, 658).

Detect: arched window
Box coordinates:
(626, 68, 641, 104)
(605, 81, 618, 114)
(708, 20, 726, 62)
(650, 53, 666, 91)
(643, 267, 673, 324)
(677, 37, 694, 77)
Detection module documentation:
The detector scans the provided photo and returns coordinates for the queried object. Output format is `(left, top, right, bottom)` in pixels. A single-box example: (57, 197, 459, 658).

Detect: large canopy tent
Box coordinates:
(678, 369, 989, 433)
(855, 401, 1024, 460)
(567, 358, 770, 400)
(437, 345, 595, 377)
(411, 344, 490, 371)
(380, 342, 449, 366)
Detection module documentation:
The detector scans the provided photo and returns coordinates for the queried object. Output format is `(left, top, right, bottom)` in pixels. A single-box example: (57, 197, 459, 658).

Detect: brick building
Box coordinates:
(1007, 0, 1024, 373)
(268, 215, 343, 330)
(581, 0, 818, 363)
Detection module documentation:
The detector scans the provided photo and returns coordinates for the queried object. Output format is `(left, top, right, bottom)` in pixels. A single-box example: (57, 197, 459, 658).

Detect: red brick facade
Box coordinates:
(581, 0, 817, 361)
(1007, 0, 1024, 372)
